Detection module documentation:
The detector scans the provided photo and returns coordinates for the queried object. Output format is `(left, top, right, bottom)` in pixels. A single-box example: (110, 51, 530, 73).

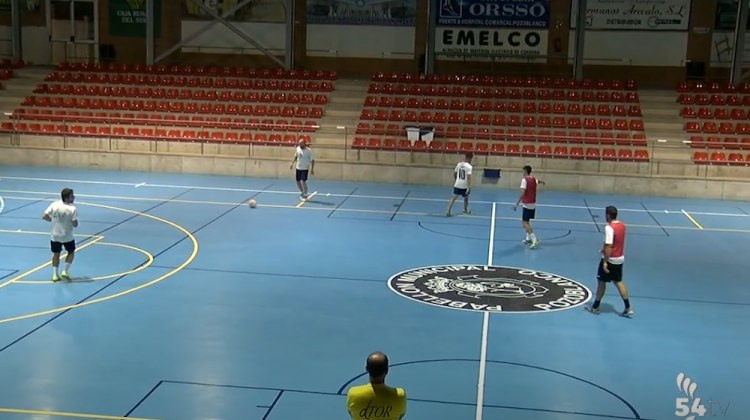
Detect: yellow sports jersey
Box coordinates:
(346, 383, 407, 420)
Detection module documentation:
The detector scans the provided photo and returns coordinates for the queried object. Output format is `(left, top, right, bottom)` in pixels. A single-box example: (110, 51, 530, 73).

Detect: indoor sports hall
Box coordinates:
(0, 165, 745, 420)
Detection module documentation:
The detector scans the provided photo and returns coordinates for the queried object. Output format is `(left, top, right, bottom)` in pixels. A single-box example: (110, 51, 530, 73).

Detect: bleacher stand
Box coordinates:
(677, 81, 750, 166)
(353, 73, 650, 163)
(1, 63, 337, 147)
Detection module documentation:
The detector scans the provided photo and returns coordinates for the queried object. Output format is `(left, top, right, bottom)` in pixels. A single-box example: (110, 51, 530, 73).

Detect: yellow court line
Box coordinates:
(0, 236, 104, 291)
(14, 241, 154, 284)
(295, 191, 318, 208)
(3, 194, 750, 235)
(0, 407, 165, 420)
(0, 228, 103, 238)
(681, 209, 704, 230)
(0, 201, 198, 324)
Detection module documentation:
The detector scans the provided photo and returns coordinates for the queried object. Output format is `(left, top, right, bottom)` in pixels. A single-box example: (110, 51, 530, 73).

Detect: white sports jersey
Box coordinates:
(453, 162, 473, 189)
(44, 201, 78, 243)
(295, 147, 314, 170)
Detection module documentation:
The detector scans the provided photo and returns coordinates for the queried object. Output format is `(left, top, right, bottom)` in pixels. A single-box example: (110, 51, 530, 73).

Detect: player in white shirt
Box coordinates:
(290, 139, 315, 200)
(446, 153, 473, 217)
(41, 188, 79, 282)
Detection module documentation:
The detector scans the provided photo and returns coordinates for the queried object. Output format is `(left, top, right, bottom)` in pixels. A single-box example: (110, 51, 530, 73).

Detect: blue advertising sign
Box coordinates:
(307, 0, 417, 26)
(436, 0, 550, 28)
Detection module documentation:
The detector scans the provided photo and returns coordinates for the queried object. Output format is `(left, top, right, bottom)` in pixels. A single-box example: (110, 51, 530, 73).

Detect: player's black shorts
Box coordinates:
(453, 187, 469, 197)
(51, 240, 76, 254)
(522, 207, 536, 221)
(295, 169, 309, 182)
(597, 259, 623, 282)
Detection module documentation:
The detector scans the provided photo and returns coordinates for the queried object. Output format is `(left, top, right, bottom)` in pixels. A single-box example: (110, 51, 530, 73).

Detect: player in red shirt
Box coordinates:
(585, 206, 633, 317)
(513, 166, 544, 248)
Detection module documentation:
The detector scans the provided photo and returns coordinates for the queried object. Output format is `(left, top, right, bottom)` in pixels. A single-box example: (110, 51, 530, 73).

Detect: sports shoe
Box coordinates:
(530, 239, 539, 249)
(52, 274, 60, 282)
(60, 271, 71, 281)
(463, 209, 472, 215)
(584, 306, 600, 314)
(620, 308, 634, 318)
(522, 238, 531, 244)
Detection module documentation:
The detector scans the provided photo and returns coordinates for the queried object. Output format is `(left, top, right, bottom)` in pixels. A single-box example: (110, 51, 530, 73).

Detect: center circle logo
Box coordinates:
(387, 265, 592, 313)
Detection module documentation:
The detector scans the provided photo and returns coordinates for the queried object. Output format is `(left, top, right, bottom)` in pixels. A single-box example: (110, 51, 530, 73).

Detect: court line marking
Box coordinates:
(0, 236, 103, 291)
(1, 176, 749, 217)
(476, 202, 496, 420)
(681, 209, 704, 230)
(3, 194, 749, 234)
(295, 190, 318, 208)
(14, 241, 154, 284)
(0, 201, 198, 324)
(0, 228, 103, 239)
(0, 407, 165, 420)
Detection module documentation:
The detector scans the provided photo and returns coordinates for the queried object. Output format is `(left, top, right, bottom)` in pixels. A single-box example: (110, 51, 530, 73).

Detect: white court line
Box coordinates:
(475, 202, 496, 420)
(0, 175, 747, 218)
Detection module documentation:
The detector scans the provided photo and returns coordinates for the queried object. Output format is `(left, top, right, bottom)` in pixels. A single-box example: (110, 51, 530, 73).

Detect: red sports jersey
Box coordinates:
(604, 221, 626, 258)
(522, 176, 537, 204)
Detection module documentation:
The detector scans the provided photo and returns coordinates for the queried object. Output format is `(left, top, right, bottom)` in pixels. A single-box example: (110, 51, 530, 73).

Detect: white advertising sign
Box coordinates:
(571, 0, 691, 30)
(434, 28, 548, 62)
(710, 32, 750, 68)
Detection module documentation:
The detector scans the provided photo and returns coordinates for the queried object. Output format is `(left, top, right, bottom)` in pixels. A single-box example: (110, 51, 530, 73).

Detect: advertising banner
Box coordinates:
(110, 0, 162, 37)
(436, 0, 549, 28)
(435, 28, 548, 62)
(570, 0, 690, 30)
(182, 0, 286, 23)
(306, 0, 416, 26)
(710, 32, 750, 67)
(715, 0, 750, 30)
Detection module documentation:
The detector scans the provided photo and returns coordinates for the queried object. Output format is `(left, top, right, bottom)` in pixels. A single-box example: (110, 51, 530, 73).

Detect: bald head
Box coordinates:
(366, 352, 389, 379)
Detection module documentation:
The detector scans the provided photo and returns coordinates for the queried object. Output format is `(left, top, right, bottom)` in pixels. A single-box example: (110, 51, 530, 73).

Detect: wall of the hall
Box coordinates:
(1, 0, 750, 86)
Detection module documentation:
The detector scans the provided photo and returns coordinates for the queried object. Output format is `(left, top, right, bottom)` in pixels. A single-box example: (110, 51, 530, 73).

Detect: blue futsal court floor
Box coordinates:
(0, 165, 746, 420)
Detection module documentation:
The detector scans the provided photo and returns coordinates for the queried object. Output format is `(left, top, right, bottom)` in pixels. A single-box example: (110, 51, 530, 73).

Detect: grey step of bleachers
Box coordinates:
(319, 116, 358, 128)
(642, 108, 679, 118)
(324, 110, 361, 120)
(331, 79, 369, 92)
(328, 95, 365, 106)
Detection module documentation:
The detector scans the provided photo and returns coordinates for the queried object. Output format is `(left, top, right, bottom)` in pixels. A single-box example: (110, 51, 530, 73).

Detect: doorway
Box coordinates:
(47, 0, 99, 64)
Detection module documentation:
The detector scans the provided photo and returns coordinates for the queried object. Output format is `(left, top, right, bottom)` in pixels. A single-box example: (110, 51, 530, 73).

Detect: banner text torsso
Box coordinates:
(570, 0, 691, 30)
(436, 0, 550, 28)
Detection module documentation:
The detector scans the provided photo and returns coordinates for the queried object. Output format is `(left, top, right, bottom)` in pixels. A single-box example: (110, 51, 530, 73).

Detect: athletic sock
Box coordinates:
(530, 233, 537, 241)
(52, 266, 59, 276)
(592, 300, 601, 309)
(64, 262, 71, 272)
(623, 299, 630, 309)
(525, 233, 530, 240)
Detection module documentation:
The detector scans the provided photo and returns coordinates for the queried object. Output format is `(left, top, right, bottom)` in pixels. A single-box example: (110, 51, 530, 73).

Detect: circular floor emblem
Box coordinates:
(387, 265, 591, 313)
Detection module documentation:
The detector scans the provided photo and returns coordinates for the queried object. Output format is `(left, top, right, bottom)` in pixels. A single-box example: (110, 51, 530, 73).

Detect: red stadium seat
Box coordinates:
(710, 152, 727, 164)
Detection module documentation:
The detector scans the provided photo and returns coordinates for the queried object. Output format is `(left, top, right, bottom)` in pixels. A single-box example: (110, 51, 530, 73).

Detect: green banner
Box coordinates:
(715, 0, 750, 30)
(109, 0, 162, 37)
(0, 0, 41, 14)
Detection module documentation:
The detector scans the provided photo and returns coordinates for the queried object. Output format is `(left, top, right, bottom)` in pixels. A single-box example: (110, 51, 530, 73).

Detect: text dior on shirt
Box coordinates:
(358, 400, 395, 419)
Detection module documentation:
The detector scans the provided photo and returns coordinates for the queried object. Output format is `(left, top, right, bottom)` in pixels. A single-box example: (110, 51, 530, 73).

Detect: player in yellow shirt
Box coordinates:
(346, 352, 406, 420)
